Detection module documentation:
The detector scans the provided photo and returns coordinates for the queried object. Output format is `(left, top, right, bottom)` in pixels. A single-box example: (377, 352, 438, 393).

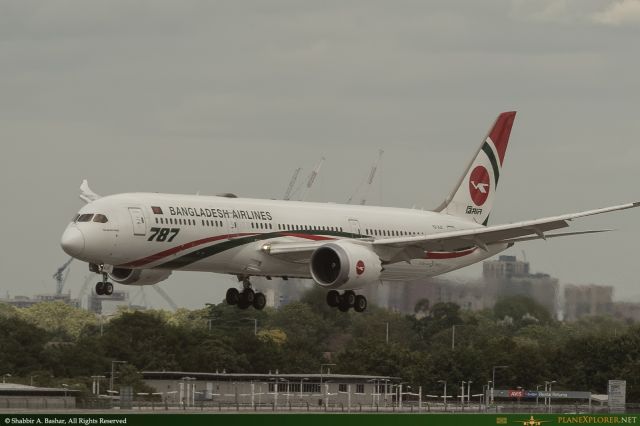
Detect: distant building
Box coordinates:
(0, 293, 79, 309)
(87, 290, 129, 314)
(613, 302, 640, 323)
(0, 383, 77, 409)
(483, 255, 560, 319)
(364, 255, 560, 317)
(253, 278, 313, 309)
(483, 255, 530, 279)
(362, 277, 490, 314)
(564, 284, 613, 321)
(142, 371, 400, 407)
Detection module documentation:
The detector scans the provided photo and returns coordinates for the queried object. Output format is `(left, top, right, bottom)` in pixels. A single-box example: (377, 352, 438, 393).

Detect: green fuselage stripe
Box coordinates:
(156, 230, 364, 269)
(482, 141, 500, 187)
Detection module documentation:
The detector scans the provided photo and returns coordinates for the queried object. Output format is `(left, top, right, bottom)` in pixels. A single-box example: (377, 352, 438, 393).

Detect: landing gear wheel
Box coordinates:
(238, 298, 251, 310)
(326, 290, 340, 307)
(343, 290, 356, 307)
(95, 282, 105, 296)
(338, 301, 351, 312)
(242, 288, 255, 304)
(354, 295, 367, 313)
(253, 292, 266, 310)
(226, 288, 240, 305)
(338, 295, 351, 312)
(104, 282, 114, 296)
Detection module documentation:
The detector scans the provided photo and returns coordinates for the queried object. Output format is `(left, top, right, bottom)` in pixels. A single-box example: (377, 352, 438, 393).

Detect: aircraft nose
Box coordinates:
(61, 226, 85, 257)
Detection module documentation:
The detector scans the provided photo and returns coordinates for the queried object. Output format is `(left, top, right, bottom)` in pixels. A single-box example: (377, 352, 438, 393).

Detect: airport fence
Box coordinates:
(73, 399, 634, 414)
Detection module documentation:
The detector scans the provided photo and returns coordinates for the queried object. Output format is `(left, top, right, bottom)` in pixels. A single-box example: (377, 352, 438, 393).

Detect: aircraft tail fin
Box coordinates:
(434, 111, 516, 225)
(79, 179, 101, 204)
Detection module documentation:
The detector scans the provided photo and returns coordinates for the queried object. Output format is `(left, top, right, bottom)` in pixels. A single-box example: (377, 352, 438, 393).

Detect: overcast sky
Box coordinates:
(1, 0, 639, 310)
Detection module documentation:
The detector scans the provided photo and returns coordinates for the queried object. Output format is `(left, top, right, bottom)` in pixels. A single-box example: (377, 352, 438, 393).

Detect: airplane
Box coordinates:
(60, 111, 639, 313)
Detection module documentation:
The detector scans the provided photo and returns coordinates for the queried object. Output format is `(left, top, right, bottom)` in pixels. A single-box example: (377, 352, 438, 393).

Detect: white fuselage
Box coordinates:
(61, 192, 507, 283)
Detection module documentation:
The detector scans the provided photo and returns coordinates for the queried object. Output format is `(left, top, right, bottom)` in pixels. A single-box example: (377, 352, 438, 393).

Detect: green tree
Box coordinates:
(0, 315, 50, 375)
(18, 301, 98, 340)
(493, 295, 552, 327)
(0, 302, 18, 318)
(100, 311, 182, 371)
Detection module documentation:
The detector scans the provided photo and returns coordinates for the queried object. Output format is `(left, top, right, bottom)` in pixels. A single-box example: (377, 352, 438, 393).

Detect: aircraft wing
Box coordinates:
(372, 202, 639, 253)
(263, 202, 638, 263)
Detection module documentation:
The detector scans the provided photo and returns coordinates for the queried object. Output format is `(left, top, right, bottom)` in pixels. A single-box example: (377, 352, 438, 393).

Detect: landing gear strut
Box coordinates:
(326, 290, 367, 313)
(226, 277, 266, 310)
(93, 266, 114, 296)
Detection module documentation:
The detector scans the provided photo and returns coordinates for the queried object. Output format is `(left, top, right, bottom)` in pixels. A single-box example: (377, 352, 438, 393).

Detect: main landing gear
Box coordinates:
(225, 277, 266, 310)
(326, 290, 367, 313)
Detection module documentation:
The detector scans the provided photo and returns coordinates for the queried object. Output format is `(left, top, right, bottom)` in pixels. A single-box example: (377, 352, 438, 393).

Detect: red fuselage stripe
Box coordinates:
(120, 234, 245, 268)
(425, 248, 476, 260)
(119, 232, 336, 268)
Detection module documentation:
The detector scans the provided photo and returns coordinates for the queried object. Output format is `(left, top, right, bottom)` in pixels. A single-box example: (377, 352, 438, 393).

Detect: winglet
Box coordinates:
(79, 179, 101, 204)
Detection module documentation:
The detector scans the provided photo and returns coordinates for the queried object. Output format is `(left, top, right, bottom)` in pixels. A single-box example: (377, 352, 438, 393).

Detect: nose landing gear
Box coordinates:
(95, 280, 114, 296)
(91, 264, 114, 296)
(225, 277, 266, 310)
(326, 290, 367, 313)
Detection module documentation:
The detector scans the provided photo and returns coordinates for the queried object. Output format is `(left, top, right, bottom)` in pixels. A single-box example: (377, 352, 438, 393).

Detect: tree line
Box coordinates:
(1, 288, 639, 401)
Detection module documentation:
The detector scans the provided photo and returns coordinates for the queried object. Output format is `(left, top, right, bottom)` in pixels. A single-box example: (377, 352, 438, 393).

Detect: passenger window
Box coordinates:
(78, 214, 94, 222)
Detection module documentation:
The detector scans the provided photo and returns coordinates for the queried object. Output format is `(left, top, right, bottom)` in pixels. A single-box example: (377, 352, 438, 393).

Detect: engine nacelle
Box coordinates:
(310, 241, 382, 290)
(109, 268, 172, 286)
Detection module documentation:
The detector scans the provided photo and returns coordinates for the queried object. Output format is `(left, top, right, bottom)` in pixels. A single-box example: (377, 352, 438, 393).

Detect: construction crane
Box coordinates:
(359, 149, 383, 205)
(283, 167, 302, 201)
(299, 157, 325, 201)
(52, 258, 73, 296)
(127, 285, 178, 311)
(152, 285, 178, 311)
(347, 149, 384, 205)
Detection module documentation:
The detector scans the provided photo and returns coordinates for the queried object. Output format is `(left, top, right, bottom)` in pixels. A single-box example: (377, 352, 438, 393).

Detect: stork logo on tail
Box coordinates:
(469, 165, 490, 206)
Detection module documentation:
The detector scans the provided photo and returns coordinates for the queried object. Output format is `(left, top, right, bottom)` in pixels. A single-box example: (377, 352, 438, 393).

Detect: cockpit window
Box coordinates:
(77, 214, 94, 222)
(93, 214, 108, 223)
(72, 214, 80, 222)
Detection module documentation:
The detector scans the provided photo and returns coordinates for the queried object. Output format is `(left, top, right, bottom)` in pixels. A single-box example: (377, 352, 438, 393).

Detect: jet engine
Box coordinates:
(310, 241, 382, 290)
(109, 268, 172, 286)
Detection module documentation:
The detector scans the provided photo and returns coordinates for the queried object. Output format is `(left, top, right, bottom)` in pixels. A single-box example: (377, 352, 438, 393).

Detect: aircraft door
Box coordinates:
(128, 207, 147, 236)
(220, 208, 238, 240)
(348, 218, 361, 238)
(226, 217, 239, 240)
